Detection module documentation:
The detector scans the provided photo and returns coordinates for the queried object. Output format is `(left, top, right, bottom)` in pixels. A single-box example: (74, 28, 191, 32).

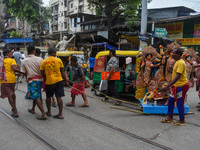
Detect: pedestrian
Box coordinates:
(20, 52, 26, 61)
(1, 50, 21, 117)
(194, 53, 200, 110)
(101, 48, 121, 105)
(89, 56, 95, 80)
(40, 48, 67, 119)
(65, 56, 90, 107)
(161, 48, 189, 126)
(36, 48, 57, 107)
(21, 45, 47, 120)
(125, 57, 135, 93)
(12, 47, 24, 69)
(35, 48, 41, 57)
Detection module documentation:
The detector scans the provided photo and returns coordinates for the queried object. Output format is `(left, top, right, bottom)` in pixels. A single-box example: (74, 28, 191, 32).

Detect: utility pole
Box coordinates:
(59, 0, 62, 41)
(151, 22, 154, 46)
(33, 0, 42, 46)
(139, 0, 148, 51)
(74, 1, 80, 49)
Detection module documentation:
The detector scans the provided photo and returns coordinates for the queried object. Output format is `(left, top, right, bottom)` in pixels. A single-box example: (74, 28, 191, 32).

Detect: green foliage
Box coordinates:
(32, 6, 52, 34)
(2, 0, 52, 34)
(87, 0, 152, 29)
(9, 31, 23, 38)
(87, 0, 141, 28)
(3, 0, 41, 24)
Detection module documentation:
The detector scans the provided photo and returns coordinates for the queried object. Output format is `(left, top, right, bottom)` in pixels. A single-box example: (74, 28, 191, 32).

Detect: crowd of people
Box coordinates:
(0, 43, 200, 126)
(0, 46, 89, 120)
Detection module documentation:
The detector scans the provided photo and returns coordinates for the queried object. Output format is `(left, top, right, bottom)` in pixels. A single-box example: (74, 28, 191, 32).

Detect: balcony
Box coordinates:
(54, 10, 58, 15)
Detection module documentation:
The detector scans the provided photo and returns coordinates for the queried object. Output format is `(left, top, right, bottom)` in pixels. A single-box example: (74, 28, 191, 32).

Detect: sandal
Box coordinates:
(28, 109, 35, 114)
(160, 118, 173, 123)
(172, 120, 185, 126)
(45, 111, 52, 117)
(11, 114, 19, 118)
(102, 98, 109, 102)
(37, 115, 47, 120)
(65, 103, 75, 107)
(53, 114, 64, 119)
(79, 105, 89, 108)
(51, 103, 57, 107)
(115, 101, 121, 106)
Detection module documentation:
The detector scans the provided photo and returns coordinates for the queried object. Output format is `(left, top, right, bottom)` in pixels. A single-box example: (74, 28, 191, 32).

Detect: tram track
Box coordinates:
(15, 88, 200, 150)
(0, 107, 57, 150)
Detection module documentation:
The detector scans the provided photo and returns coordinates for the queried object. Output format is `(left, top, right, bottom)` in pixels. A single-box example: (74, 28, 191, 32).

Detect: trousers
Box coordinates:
(168, 82, 189, 121)
(105, 80, 119, 100)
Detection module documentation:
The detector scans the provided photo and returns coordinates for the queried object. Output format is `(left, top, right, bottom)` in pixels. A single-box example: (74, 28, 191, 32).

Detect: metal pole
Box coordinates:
(139, 0, 148, 51)
(33, 0, 42, 46)
(58, 0, 62, 41)
(39, 5, 42, 46)
(151, 22, 154, 46)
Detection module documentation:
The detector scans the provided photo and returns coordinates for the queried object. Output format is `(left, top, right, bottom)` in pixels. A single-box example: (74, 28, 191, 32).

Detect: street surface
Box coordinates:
(0, 80, 200, 150)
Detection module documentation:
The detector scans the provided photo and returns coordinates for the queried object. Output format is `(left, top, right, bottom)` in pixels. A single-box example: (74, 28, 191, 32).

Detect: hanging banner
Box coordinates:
(176, 38, 200, 45)
(156, 22, 184, 39)
(94, 56, 105, 72)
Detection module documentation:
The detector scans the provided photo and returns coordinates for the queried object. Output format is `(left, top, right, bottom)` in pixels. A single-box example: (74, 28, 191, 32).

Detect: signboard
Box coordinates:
(156, 22, 184, 39)
(176, 38, 200, 45)
(138, 35, 149, 41)
(194, 24, 200, 37)
(155, 28, 168, 37)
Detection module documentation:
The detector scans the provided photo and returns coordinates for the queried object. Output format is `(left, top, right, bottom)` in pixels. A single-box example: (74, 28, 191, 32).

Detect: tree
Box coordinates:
(87, 0, 143, 29)
(0, 20, 6, 35)
(2, 0, 51, 36)
(31, 6, 52, 35)
(9, 31, 22, 38)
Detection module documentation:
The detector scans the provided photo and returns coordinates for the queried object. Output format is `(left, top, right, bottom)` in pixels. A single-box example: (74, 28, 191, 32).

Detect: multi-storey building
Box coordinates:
(49, 0, 97, 34)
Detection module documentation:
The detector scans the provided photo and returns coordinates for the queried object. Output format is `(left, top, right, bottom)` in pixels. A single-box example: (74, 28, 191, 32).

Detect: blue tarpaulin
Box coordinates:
(91, 42, 121, 50)
(2, 38, 34, 44)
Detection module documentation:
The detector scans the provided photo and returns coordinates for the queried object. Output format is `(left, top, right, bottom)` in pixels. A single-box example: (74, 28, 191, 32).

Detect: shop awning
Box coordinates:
(2, 38, 34, 44)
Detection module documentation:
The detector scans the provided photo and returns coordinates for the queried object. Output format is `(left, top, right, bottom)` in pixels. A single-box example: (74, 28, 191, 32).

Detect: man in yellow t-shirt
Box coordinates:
(1, 50, 21, 118)
(40, 48, 67, 119)
(161, 48, 189, 126)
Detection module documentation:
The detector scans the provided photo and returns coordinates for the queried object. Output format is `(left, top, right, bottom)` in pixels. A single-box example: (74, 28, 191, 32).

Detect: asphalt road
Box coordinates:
(0, 81, 200, 150)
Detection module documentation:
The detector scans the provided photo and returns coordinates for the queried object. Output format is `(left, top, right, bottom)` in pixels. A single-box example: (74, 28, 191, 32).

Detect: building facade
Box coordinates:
(49, 0, 95, 34)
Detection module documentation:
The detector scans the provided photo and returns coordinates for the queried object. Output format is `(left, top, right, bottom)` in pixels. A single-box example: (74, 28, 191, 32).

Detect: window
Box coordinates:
(64, 22, 67, 29)
(77, 17, 81, 27)
(64, 11, 67, 16)
(71, 18, 75, 28)
(64, 0, 67, 7)
(85, 25, 89, 30)
(61, 2, 63, 6)
(55, 15, 58, 21)
(55, 5, 58, 11)
(79, 6, 83, 13)
(92, 24, 97, 30)
(71, 3, 73, 9)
